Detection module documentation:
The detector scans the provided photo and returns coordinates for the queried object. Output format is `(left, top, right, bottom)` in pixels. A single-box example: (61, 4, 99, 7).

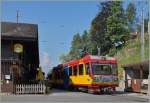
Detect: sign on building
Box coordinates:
(14, 43, 23, 53)
(5, 75, 11, 80)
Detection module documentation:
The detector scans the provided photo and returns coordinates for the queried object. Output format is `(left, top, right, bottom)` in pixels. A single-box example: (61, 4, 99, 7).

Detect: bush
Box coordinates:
(45, 80, 52, 94)
(45, 86, 51, 94)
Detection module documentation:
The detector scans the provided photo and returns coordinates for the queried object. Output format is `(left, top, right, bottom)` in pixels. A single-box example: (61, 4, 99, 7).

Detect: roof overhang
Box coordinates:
(122, 60, 149, 71)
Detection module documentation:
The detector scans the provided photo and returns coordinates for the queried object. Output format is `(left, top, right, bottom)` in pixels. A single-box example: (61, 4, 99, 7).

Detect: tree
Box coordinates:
(136, 18, 149, 33)
(144, 18, 149, 33)
(126, 2, 136, 32)
(59, 30, 94, 62)
(70, 33, 83, 59)
(106, 1, 129, 47)
(81, 30, 93, 55)
(90, 1, 113, 55)
(59, 1, 132, 64)
(59, 53, 72, 63)
(126, 3, 136, 24)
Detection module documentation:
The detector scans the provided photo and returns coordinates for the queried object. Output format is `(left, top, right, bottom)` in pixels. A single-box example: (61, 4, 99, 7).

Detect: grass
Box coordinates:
(110, 33, 149, 80)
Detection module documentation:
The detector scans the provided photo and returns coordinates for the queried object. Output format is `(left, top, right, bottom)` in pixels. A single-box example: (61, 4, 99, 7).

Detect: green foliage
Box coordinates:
(59, 30, 95, 63)
(114, 33, 149, 80)
(90, 1, 130, 55)
(144, 19, 149, 32)
(106, 1, 129, 45)
(59, 1, 149, 69)
(135, 18, 149, 33)
(59, 1, 131, 63)
(126, 2, 136, 32)
(45, 80, 52, 94)
(59, 53, 72, 63)
(70, 33, 83, 59)
(81, 30, 94, 55)
(90, 1, 113, 55)
(126, 3, 136, 24)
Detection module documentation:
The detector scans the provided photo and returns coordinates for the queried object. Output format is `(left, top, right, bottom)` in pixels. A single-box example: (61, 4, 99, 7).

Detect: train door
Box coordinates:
(64, 66, 69, 89)
(78, 63, 92, 85)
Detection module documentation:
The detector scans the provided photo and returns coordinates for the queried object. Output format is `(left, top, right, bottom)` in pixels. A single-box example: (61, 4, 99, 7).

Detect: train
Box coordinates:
(50, 55, 118, 93)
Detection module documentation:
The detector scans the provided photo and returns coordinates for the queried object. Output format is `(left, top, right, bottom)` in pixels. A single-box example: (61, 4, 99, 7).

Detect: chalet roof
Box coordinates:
(1, 22, 38, 39)
(122, 60, 149, 71)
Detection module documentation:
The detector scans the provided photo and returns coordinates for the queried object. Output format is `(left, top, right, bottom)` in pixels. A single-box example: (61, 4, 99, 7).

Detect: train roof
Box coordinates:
(52, 64, 63, 70)
(84, 55, 116, 60)
(63, 55, 117, 66)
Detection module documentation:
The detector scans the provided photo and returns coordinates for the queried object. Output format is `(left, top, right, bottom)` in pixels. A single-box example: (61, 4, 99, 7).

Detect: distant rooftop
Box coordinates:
(1, 22, 38, 39)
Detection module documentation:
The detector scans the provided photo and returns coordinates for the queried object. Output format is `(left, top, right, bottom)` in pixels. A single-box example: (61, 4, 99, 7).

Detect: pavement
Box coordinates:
(0, 89, 149, 102)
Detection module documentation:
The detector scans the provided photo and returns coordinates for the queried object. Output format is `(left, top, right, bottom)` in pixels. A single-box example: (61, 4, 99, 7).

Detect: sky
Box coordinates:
(2, 1, 99, 74)
(2, 0, 149, 75)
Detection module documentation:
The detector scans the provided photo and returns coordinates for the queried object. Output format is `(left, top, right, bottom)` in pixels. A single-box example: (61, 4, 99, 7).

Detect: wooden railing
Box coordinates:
(15, 84, 46, 94)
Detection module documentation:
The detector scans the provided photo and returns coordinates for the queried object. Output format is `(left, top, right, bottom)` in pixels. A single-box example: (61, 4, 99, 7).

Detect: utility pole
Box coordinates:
(97, 46, 101, 56)
(141, 7, 144, 61)
(149, 0, 150, 62)
(148, 0, 150, 97)
(16, 10, 20, 23)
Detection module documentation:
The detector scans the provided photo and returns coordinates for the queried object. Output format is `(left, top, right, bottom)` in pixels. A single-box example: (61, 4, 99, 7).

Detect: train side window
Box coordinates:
(85, 63, 90, 75)
(73, 65, 77, 76)
(69, 66, 72, 76)
(79, 64, 83, 75)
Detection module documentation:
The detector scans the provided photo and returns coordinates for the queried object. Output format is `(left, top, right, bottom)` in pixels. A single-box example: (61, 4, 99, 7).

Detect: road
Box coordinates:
(1, 89, 149, 102)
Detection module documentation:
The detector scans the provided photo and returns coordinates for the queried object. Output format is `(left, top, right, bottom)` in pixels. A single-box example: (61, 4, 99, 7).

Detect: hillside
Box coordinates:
(110, 33, 149, 80)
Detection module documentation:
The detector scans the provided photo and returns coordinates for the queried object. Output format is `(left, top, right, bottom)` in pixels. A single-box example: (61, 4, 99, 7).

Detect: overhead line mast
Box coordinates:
(141, 5, 144, 61)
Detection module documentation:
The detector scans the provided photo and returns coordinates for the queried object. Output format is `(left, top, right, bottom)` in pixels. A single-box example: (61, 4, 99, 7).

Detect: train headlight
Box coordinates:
(93, 76, 101, 82)
(93, 77, 98, 82)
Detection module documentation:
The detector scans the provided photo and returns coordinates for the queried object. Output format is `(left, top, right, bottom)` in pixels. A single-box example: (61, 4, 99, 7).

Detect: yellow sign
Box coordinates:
(36, 66, 44, 81)
(14, 43, 23, 53)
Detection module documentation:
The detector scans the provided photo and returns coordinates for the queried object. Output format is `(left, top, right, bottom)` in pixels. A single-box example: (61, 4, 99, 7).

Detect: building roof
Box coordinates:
(122, 60, 149, 71)
(1, 22, 38, 39)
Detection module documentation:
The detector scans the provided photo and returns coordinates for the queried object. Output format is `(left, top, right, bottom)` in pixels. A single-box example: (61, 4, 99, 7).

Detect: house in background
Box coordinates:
(1, 22, 39, 93)
(122, 60, 149, 93)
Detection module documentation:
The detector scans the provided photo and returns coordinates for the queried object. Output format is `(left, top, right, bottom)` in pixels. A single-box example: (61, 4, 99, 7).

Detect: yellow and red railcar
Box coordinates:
(51, 55, 118, 93)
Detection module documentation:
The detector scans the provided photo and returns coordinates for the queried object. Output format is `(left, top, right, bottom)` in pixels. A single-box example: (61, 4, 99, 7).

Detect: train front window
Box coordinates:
(85, 63, 90, 75)
(92, 63, 112, 75)
(79, 64, 83, 75)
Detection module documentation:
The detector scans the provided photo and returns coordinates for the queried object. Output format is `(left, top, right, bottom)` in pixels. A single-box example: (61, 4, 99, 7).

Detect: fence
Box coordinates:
(125, 79, 148, 93)
(15, 84, 46, 94)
